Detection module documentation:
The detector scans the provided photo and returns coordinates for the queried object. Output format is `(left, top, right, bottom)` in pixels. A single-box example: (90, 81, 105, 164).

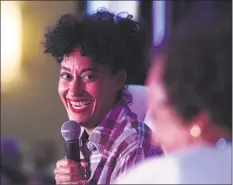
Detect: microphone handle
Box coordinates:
(64, 139, 80, 162)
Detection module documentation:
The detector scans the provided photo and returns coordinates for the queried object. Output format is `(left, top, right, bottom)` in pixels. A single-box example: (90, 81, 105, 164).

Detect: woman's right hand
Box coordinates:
(54, 159, 89, 184)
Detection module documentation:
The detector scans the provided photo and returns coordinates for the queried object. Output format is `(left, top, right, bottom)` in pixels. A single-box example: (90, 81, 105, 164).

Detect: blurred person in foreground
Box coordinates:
(27, 140, 57, 185)
(116, 16, 232, 184)
(43, 9, 162, 185)
(1, 137, 28, 185)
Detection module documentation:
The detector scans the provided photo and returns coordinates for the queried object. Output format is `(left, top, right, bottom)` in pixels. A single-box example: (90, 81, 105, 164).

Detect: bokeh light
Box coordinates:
(1, 1, 22, 85)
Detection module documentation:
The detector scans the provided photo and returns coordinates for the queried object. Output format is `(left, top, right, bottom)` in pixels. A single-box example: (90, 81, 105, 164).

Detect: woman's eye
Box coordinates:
(82, 74, 96, 81)
(60, 73, 72, 80)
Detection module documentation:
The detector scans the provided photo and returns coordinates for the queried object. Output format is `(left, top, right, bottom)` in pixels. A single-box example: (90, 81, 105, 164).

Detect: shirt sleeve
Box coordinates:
(109, 119, 163, 183)
(110, 149, 140, 183)
(110, 140, 159, 183)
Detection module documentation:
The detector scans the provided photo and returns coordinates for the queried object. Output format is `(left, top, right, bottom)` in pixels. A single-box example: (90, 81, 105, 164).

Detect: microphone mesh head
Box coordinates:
(61, 121, 81, 141)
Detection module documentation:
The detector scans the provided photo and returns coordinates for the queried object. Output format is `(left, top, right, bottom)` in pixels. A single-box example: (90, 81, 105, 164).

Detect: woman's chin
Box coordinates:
(69, 117, 88, 124)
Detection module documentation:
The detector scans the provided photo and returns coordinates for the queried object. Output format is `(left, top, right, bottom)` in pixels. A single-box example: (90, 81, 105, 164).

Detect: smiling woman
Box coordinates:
(43, 9, 163, 185)
(1, 1, 22, 86)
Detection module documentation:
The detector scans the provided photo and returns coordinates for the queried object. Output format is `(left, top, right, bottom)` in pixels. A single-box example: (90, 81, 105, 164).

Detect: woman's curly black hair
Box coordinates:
(43, 9, 148, 104)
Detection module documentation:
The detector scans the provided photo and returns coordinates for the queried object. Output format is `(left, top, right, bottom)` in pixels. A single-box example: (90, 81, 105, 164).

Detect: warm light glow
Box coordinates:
(1, 1, 22, 84)
(190, 125, 201, 138)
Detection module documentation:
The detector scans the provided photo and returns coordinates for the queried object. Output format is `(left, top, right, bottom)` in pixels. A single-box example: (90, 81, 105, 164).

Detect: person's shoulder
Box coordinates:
(123, 110, 152, 135)
(178, 145, 232, 171)
(110, 118, 145, 144)
(116, 145, 232, 184)
(115, 155, 179, 184)
(112, 103, 152, 140)
(110, 119, 157, 154)
(175, 145, 232, 184)
(109, 104, 162, 155)
(118, 118, 152, 145)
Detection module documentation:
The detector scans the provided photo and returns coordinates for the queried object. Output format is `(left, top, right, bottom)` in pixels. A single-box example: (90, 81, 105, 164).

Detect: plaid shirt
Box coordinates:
(79, 102, 163, 184)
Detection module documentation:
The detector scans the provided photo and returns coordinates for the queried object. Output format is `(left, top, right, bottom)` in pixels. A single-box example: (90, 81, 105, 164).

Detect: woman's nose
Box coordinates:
(69, 78, 84, 97)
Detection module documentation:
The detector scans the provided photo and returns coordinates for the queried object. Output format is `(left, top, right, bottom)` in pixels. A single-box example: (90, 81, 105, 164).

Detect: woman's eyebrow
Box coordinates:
(60, 66, 99, 73)
(60, 66, 71, 72)
(80, 68, 98, 74)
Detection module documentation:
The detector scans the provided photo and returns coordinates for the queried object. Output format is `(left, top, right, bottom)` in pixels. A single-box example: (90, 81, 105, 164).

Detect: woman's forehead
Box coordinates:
(61, 50, 98, 70)
(60, 53, 114, 76)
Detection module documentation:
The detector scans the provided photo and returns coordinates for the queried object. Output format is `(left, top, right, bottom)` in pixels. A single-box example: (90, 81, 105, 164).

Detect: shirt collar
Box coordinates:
(80, 101, 131, 151)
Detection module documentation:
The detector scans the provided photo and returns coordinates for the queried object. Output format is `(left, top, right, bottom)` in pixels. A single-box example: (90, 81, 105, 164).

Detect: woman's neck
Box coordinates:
(84, 127, 94, 136)
(201, 125, 231, 145)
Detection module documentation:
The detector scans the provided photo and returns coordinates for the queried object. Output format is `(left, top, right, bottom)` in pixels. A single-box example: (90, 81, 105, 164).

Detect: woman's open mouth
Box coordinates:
(68, 100, 92, 113)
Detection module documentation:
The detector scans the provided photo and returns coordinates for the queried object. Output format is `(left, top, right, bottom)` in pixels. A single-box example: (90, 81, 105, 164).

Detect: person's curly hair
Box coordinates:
(43, 9, 148, 104)
(162, 16, 232, 130)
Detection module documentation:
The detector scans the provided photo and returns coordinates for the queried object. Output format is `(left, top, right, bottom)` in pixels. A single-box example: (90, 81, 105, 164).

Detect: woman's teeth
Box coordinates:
(70, 100, 92, 109)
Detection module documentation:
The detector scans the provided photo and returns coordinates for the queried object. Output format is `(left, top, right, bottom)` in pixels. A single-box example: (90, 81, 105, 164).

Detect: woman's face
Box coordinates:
(58, 49, 125, 130)
(147, 58, 192, 153)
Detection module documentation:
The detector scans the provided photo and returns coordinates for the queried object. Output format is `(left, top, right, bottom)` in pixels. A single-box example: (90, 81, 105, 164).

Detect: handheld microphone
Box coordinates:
(61, 121, 81, 162)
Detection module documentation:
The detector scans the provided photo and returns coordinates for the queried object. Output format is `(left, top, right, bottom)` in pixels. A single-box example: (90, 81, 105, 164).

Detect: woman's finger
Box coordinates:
(54, 166, 82, 175)
(55, 174, 82, 183)
(56, 159, 79, 168)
